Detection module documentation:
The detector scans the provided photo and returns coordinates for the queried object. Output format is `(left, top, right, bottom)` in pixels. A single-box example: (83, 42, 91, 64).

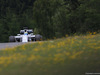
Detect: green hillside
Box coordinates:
(0, 34, 100, 75)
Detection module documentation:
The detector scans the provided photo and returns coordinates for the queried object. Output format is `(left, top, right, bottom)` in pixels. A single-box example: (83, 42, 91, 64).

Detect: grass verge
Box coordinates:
(0, 34, 100, 75)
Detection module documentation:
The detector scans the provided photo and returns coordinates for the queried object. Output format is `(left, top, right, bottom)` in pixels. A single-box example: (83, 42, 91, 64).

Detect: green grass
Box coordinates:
(0, 34, 100, 75)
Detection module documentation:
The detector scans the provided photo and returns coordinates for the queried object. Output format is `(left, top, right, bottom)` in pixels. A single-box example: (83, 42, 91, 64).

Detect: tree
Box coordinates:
(33, 0, 66, 38)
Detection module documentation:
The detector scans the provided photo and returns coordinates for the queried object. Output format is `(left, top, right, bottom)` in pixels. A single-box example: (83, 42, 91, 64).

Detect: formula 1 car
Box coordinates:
(9, 27, 42, 42)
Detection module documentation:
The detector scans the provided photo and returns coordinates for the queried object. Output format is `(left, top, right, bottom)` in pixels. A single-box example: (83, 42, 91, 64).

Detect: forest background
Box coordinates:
(0, 0, 100, 42)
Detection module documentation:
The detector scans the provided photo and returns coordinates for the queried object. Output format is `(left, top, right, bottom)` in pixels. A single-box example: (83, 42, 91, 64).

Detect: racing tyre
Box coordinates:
(9, 36, 15, 42)
(35, 34, 42, 41)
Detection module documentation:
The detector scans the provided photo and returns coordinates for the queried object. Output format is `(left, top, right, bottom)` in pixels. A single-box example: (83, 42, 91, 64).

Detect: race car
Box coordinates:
(9, 27, 42, 42)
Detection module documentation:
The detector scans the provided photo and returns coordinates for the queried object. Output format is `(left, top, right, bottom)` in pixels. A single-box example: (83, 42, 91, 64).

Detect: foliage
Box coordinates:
(33, 0, 100, 38)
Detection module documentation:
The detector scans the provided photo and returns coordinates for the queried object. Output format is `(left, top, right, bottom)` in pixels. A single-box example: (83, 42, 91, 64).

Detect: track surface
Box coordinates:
(0, 43, 26, 50)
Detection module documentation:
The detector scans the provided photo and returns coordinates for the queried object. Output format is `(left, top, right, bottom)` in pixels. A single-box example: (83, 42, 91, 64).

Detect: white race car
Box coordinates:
(9, 28, 42, 42)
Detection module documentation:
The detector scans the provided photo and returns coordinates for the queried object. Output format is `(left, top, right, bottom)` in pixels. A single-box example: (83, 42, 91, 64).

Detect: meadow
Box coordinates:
(0, 33, 100, 75)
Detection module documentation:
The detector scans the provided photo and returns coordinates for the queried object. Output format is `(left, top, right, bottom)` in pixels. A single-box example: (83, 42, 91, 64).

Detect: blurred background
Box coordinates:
(0, 0, 100, 42)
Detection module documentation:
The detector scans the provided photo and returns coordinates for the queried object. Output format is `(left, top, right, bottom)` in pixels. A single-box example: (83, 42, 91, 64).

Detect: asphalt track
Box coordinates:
(0, 43, 26, 50)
